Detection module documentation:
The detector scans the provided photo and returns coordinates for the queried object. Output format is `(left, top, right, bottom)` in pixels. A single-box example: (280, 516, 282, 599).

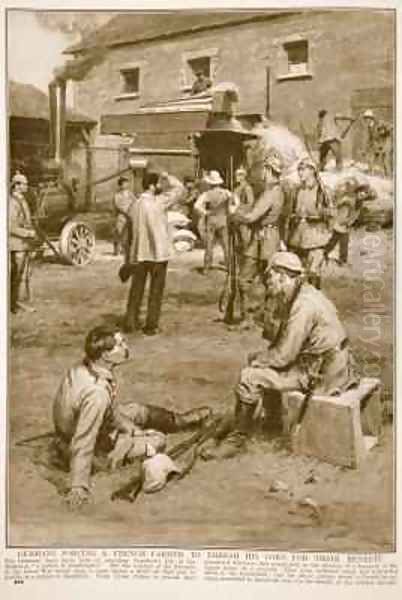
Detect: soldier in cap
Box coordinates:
(286, 158, 334, 289)
(113, 175, 136, 256)
(200, 251, 359, 460)
(362, 109, 393, 176)
(9, 172, 38, 313)
(231, 151, 286, 328)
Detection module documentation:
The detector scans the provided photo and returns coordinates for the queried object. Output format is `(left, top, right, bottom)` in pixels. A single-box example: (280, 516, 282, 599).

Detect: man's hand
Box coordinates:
(247, 350, 269, 368)
(64, 487, 92, 510)
(23, 228, 37, 239)
(279, 240, 287, 251)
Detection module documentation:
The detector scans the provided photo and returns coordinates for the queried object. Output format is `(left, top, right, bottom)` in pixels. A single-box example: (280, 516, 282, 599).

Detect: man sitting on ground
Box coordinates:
(201, 251, 359, 460)
(53, 326, 211, 508)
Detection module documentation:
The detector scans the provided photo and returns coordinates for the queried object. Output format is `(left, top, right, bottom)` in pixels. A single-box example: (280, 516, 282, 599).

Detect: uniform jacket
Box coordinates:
(259, 283, 354, 393)
(53, 361, 134, 490)
(234, 182, 254, 209)
(287, 184, 333, 250)
(126, 178, 183, 263)
(9, 192, 35, 251)
(113, 189, 136, 215)
(241, 181, 285, 260)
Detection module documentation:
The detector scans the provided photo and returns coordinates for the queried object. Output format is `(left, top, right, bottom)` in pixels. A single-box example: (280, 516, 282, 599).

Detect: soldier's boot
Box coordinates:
(308, 274, 321, 289)
(239, 289, 254, 331)
(174, 406, 213, 432)
(200, 399, 255, 460)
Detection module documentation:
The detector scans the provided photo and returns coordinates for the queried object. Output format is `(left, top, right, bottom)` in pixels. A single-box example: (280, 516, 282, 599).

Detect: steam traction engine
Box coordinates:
(31, 79, 96, 266)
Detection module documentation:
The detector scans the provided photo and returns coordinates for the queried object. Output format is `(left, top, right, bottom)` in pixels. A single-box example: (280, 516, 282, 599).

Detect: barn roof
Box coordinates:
(64, 10, 296, 54)
(8, 80, 96, 124)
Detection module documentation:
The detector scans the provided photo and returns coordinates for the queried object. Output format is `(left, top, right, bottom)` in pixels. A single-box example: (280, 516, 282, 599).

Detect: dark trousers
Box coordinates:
(125, 261, 168, 330)
(10, 251, 29, 312)
(325, 231, 349, 264)
(319, 139, 343, 171)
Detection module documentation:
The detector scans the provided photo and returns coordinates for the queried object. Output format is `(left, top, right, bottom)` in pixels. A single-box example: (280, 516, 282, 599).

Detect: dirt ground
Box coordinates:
(8, 228, 394, 550)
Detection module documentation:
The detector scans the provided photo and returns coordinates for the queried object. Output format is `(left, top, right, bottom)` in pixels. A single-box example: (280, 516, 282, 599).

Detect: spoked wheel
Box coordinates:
(59, 220, 96, 266)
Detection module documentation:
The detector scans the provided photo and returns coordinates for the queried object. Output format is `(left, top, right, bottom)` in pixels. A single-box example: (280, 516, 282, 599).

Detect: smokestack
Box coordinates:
(48, 82, 57, 159)
(48, 80, 67, 164)
(58, 80, 67, 162)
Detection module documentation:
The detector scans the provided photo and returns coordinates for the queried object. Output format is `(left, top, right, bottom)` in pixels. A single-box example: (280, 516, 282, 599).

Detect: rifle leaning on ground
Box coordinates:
(31, 217, 64, 261)
(218, 221, 241, 324)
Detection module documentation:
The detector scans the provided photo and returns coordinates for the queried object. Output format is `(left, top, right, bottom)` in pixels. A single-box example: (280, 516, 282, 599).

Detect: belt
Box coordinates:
(300, 338, 349, 361)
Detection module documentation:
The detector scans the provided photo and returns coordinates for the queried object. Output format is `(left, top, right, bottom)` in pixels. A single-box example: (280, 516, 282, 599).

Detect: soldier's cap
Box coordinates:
(11, 172, 28, 185)
(204, 170, 223, 185)
(263, 151, 283, 175)
(269, 252, 304, 275)
(298, 157, 317, 173)
(318, 109, 327, 118)
(363, 109, 374, 119)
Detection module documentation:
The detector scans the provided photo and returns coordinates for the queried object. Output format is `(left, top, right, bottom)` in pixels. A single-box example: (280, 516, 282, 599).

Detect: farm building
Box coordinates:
(60, 9, 394, 187)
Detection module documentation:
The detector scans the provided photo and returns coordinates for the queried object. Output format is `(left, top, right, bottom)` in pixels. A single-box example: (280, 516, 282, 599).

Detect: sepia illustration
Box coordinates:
(7, 8, 395, 550)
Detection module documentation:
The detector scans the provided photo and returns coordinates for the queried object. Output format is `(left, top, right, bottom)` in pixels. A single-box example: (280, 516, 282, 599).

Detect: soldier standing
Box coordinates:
(362, 109, 393, 177)
(231, 152, 285, 329)
(286, 158, 334, 289)
(113, 176, 136, 256)
(9, 173, 38, 313)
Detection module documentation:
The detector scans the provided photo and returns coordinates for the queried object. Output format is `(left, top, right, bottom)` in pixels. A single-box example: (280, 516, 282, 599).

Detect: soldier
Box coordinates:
(231, 152, 285, 329)
(362, 109, 393, 177)
(200, 252, 359, 460)
(233, 167, 254, 209)
(53, 326, 211, 509)
(194, 170, 236, 273)
(286, 158, 334, 289)
(113, 175, 136, 256)
(9, 173, 38, 313)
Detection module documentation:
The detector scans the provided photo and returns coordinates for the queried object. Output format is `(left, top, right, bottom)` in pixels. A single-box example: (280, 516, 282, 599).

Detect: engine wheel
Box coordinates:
(59, 221, 96, 266)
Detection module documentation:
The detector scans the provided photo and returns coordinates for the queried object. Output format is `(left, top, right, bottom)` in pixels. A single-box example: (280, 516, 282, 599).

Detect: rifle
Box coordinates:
(31, 217, 64, 261)
(218, 222, 241, 324)
(299, 121, 333, 214)
(15, 430, 55, 447)
(111, 414, 225, 502)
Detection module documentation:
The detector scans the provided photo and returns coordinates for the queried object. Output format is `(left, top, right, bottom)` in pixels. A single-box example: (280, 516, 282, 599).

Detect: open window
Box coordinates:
(284, 40, 309, 75)
(180, 48, 218, 92)
(120, 67, 140, 95)
(188, 56, 211, 80)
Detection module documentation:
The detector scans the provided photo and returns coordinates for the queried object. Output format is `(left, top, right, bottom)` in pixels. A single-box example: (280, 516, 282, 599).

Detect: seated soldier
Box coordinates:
(53, 326, 211, 508)
(201, 251, 359, 460)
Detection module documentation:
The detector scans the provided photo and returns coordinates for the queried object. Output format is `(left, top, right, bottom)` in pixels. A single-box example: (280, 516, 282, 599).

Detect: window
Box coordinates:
(180, 48, 218, 92)
(188, 56, 211, 79)
(120, 67, 140, 95)
(284, 40, 309, 75)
